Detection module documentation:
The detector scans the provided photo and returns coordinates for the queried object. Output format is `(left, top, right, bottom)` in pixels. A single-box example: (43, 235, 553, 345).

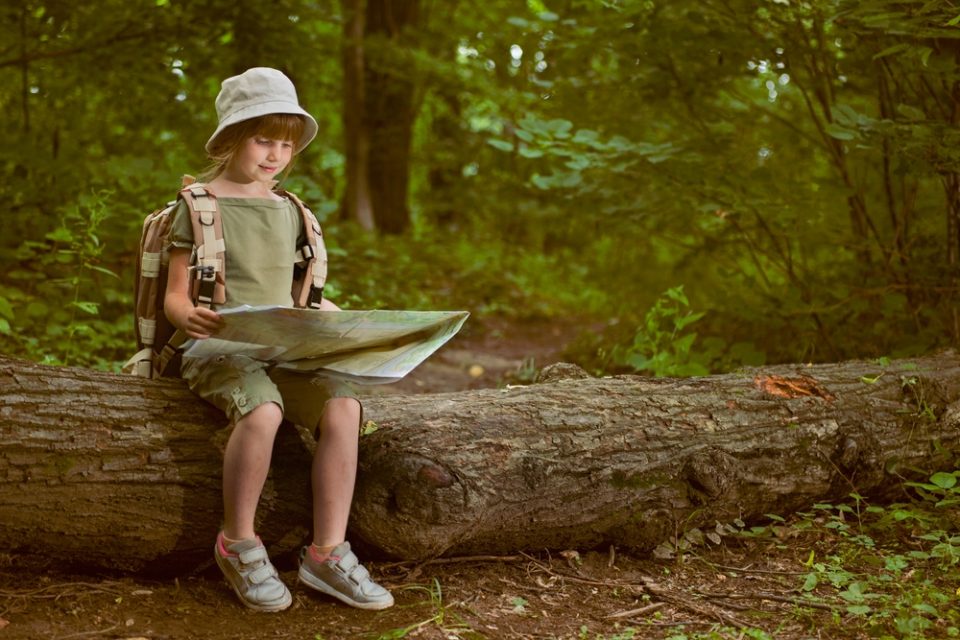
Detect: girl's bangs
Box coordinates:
(256, 114, 306, 144)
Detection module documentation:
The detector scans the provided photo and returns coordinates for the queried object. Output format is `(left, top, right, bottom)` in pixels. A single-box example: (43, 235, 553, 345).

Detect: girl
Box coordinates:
(164, 67, 394, 612)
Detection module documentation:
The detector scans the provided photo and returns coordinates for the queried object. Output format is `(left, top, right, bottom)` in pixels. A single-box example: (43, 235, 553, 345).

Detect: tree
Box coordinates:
(2, 354, 958, 573)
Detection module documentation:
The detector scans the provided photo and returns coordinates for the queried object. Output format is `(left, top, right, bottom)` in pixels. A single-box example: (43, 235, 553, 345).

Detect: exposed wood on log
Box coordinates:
(1, 353, 958, 575)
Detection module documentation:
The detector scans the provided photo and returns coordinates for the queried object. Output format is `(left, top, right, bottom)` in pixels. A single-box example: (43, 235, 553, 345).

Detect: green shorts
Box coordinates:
(180, 355, 360, 429)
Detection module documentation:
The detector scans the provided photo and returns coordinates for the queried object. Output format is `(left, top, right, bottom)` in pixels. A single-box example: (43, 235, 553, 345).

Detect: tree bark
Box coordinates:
(340, 0, 376, 231)
(364, 0, 419, 234)
(2, 354, 959, 576)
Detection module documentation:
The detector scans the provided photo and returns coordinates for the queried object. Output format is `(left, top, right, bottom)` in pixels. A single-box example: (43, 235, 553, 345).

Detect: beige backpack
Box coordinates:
(124, 178, 328, 378)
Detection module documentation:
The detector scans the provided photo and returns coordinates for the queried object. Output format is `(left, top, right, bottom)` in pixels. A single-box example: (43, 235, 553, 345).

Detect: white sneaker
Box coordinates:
(298, 541, 394, 610)
(214, 533, 292, 612)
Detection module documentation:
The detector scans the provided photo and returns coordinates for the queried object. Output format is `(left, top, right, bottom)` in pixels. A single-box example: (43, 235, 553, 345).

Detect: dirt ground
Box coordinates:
(0, 317, 839, 639)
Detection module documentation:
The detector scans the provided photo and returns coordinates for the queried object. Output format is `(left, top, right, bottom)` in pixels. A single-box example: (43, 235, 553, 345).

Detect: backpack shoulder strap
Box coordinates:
(181, 183, 226, 308)
(280, 189, 328, 309)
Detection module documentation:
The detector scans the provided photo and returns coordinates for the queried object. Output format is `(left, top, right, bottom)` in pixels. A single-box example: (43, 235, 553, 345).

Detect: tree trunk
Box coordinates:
(364, 0, 419, 234)
(340, 0, 376, 231)
(2, 354, 959, 576)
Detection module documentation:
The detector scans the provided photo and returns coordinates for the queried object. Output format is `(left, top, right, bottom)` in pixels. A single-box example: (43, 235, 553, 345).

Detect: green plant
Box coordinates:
(614, 285, 712, 377)
(0, 190, 127, 368)
(906, 470, 960, 509)
(372, 579, 474, 640)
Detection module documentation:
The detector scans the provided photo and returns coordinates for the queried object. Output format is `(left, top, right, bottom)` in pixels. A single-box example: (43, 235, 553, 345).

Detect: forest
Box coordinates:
(3, 1, 960, 639)
(4, 0, 960, 375)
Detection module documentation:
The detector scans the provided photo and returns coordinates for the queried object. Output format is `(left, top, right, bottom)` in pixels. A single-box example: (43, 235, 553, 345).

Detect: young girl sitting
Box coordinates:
(163, 67, 394, 612)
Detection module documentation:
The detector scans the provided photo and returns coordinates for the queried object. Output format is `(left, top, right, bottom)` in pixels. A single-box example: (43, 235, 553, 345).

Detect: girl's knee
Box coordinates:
(319, 397, 361, 434)
(236, 401, 284, 433)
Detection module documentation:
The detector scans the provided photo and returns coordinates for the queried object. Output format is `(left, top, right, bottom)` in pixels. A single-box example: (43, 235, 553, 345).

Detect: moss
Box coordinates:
(48, 455, 77, 478)
(610, 470, 670, 490)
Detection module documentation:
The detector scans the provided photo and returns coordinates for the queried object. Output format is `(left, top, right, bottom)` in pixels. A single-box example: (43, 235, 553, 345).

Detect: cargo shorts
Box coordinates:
(180, 355, 361, 430)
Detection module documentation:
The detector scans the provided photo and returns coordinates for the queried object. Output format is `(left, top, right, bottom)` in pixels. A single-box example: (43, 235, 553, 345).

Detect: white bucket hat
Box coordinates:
(206, 67, 318, 153)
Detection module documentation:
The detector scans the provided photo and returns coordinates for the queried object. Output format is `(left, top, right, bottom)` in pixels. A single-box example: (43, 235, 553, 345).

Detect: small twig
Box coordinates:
(693, 557, 807, 575)
(630, 619, 717, 628)
(0, 582, 125, 599)
(696, 589, 837, 611)
(519, 552, 635, 589)
(607, 544, 616, 568)
(54, 622, 121, 640)
(606, 601, 666, 619)
(381, 554, 525, 570)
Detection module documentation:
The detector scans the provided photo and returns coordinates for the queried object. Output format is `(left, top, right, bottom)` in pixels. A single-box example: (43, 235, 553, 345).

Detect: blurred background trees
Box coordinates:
(3, 0, 960, 375)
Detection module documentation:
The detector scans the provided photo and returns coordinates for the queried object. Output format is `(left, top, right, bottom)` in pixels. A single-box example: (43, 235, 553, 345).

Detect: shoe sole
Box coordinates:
(214, 548, 292, 613)
(298, 568, 394, 610)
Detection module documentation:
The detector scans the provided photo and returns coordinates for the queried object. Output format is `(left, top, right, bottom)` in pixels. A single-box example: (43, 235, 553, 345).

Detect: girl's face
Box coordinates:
(225, 135, 295, 184)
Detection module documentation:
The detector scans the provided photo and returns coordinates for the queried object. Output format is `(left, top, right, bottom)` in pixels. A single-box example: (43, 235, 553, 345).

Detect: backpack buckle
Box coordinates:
(194, 265, 217, 306)
(308, 286, 324, 309)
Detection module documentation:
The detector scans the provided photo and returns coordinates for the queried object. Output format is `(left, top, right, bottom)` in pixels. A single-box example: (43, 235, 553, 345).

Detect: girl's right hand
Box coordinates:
(181, 305, 224, 339)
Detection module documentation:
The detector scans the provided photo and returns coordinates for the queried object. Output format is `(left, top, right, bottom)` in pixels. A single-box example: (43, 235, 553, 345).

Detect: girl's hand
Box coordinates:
(181, 305, 224, 339)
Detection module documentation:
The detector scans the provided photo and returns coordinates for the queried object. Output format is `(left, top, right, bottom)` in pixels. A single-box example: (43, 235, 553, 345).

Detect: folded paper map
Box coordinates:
(181, 306, 469, 384)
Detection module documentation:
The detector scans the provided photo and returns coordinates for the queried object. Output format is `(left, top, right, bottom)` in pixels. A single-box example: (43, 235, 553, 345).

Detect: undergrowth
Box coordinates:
(643, 467, 960, 640)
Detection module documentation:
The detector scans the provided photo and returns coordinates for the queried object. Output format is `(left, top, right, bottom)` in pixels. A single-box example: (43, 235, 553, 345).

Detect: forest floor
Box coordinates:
(0, 316, 951, 640)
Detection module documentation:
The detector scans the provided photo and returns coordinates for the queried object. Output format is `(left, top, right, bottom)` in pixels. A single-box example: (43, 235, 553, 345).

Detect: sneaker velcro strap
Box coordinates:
(335, 551, 360, 574)
(238, 545, 269, 565)
(247, 564, 278, 585)
(348, 564, 371, 586)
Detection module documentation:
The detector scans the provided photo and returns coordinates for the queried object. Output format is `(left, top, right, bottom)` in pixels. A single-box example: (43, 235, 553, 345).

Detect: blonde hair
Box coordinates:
(202, 114, 308, 182)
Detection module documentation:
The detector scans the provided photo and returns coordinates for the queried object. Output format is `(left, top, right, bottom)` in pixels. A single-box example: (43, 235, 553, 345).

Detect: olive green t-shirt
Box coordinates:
(168, 197, 306, 309)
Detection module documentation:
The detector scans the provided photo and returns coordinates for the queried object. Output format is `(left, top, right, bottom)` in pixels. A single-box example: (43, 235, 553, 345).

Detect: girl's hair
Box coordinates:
(202, 113, 308, 182)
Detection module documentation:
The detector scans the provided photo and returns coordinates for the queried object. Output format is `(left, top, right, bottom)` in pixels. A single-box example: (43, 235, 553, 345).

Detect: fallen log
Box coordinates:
(1, 353, 958, 575)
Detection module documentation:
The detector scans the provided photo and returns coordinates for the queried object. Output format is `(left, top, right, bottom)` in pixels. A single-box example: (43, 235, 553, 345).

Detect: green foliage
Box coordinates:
(613, 286, 710, 377)
(740, 471, 960, 639)
(7, 0, 960, 374)
(372, 579, 475, 639)
(0, 190, 129, 369)
(906, 470, 960, 509)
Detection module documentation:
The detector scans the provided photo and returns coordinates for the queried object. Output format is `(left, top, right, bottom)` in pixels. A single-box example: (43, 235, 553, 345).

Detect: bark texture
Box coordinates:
(1, 354, 959, 576)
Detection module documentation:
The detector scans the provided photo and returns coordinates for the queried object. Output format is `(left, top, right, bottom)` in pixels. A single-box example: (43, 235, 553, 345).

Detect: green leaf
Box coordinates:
(26, 301, 49, 318)
(847, 605, 872, 615)
(930, 472, 956, 489)
(71, 301, 99, 315)
(514, 129, 534, 142)
(825, 123, 856, 140)
(572, 129, 601, 146)
(884, 555, 909, 572)
(487, 139, 515, 152)
(46, 227, 74, 243)
(0, 297, 13, 320)
(518, 147, 544, 158)
(0, 318, 10, 335)
(87, 265, 120, 278)
(873, 43, 909, 59)
(531, 174, 553, 190)
(673, 333, 697, 354)
(896, 104, 926, 121)
(564, 156, 591, 171)
(674, 311, 705, 331)
(555, 171, 582, 188)
(507, 16, 530, 28)
(801, 573, 818, 591)
(545, 119, 573, 137)
(538, 11, 559, 21)
(665, 286, 689, 305)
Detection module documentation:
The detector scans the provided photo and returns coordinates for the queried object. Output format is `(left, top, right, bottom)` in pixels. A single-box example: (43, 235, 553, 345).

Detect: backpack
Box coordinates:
(123, 177, 328, 378)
